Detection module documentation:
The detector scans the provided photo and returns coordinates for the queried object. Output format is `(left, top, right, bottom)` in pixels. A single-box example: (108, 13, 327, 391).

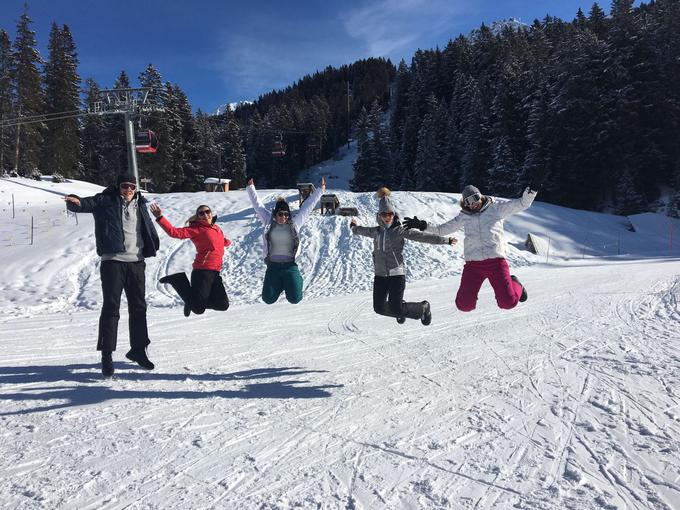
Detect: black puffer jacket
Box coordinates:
(66, 186, 160, 257)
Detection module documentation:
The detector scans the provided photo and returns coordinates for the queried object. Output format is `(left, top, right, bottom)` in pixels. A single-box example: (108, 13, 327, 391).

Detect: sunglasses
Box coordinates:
(464, 193, 482, 207)
(379, 212, 394, 217)
(120, 183, 136, 190)
(197, 209, 212, 216)
(276, 211, 290, 218)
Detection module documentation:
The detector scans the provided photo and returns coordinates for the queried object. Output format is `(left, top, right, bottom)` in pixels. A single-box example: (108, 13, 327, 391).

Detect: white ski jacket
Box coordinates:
(426, 187, 537, 262)
(247, 183, 323, 261)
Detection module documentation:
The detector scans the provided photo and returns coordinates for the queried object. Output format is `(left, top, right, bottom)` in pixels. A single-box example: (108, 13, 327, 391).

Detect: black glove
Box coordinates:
(404, 216, 427, 231)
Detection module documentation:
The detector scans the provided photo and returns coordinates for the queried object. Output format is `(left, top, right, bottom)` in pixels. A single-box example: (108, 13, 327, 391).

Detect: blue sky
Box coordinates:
(1, 0, 621, 113)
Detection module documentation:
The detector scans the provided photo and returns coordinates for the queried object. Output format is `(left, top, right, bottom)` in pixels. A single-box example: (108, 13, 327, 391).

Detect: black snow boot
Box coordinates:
(420, 301, 432, 326)
(101, 351, 114, 377)
(511, 275, 528, 302)
(184, 303, 191, 317)
(125, 348, 155, 370)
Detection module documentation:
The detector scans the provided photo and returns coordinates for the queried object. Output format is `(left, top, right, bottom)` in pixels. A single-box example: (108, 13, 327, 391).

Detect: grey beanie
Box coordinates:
(376, 187, 395, 214)
(462, 184, 481, 200)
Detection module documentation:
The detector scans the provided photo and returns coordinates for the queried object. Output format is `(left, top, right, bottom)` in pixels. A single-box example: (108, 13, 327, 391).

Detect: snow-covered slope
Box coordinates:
(1, 175, 679, 509)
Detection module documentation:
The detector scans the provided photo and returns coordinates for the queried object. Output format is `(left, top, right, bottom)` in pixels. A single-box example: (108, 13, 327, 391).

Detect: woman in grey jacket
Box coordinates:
(350, 187, 457, 325)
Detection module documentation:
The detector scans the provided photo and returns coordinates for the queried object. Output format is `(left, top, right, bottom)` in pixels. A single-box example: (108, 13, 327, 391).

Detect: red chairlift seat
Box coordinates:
(135, 130, 159, 154)
(271, 139, 286, 157)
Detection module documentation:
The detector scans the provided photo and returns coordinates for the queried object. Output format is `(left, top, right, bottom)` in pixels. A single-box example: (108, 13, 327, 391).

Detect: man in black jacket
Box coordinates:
(65, 174, 160, 377)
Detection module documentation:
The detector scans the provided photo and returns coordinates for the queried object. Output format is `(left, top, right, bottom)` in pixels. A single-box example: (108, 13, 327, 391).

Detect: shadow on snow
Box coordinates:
(0, 365, 342, 415)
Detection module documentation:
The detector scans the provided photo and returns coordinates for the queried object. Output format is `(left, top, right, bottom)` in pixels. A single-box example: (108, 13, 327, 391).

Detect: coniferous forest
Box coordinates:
(1, 0, 679, 216)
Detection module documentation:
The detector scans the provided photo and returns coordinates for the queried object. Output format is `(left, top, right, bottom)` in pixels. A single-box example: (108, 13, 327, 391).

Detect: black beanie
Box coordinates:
(116, 173, 136, 186)
(272, 198, 290, 216)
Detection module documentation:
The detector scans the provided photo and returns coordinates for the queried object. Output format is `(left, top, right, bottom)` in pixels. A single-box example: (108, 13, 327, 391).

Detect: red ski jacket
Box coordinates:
(156, 216, 231, 271)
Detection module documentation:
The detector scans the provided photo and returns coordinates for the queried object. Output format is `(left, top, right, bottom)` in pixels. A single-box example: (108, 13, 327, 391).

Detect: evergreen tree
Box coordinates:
(0, 30, 14, 174)
(413, 95, 448, 191)
(99, 70, 130, 182)
(80, 78, 106, 183)
(11, 7, 44, 176)
(137, 64, 172, 191)
(220, 107, 246, 188)
(42, 23, 81, 178)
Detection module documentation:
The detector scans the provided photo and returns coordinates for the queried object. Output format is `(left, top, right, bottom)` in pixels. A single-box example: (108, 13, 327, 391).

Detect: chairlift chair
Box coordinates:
(271, 134, 286, 157)
(135, 130, 159, 154)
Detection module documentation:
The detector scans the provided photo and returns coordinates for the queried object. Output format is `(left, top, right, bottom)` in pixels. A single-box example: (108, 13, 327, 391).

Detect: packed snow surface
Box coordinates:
(1, 176, 679, 509)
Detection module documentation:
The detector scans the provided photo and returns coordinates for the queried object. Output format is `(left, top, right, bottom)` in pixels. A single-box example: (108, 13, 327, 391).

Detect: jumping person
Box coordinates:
(351, 187, 457, 325)
(246, 176, 324, 304)
(404, 185, 537, 312)
(150, 203, 231, 317)
(64, 173, 160, 377)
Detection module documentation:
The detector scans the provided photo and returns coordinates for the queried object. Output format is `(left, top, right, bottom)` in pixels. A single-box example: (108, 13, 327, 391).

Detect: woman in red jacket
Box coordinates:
(150, 203, 231, 317)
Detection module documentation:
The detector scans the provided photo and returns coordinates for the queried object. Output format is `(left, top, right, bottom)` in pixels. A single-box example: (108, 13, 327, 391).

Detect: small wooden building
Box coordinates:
(525, 233, 549, 255)
(320, 194, 340, 215)
(204, 178, 231, 192)
(296, 182, 315, 205)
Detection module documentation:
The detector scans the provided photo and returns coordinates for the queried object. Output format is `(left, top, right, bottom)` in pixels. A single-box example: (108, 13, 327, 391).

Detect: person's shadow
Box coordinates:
(0, 364, 343, 416)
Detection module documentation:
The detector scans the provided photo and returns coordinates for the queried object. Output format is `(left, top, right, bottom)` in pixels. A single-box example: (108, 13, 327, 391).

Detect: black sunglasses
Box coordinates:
(276, 211, 290, 218)
(197, 209, 212, 216)
(120, 183, 136, 190)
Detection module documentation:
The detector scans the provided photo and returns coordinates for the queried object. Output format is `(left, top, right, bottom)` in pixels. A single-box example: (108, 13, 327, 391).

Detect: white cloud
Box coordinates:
(341, 0, 469, 57)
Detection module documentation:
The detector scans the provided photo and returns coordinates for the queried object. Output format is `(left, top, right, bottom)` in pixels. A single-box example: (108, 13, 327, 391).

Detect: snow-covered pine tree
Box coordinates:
(42, 23, 81, 178)
(80, 78, 106, 184)
(136, 65, 168, 190)
(220, 107, 246, 189)
(11, 7, 44, 176)
(99, 71, 130, 183)
(413, 94, 448, 191)
(0, 30, 13, 174)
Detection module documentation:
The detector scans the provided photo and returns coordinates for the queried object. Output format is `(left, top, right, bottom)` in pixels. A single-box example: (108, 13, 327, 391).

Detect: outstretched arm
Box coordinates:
(294, 177, 325, 229)
(349, 218, 378, 238)
(64, 194, 99, 213)
(401, 228, 456, 246)
(495, 187, 537, 219)
(246, 178, 272, 225)
(425, 214, 464, 237)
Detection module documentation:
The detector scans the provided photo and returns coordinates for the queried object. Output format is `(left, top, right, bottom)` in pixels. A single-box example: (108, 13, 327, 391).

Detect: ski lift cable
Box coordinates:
(0, 108, 84, 126)
(0, 111, 89, 129)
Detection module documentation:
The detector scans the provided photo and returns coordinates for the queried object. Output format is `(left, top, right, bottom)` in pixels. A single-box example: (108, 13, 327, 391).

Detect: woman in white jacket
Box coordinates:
(247, 177, 324, 304)
(405, 184, 537, 311)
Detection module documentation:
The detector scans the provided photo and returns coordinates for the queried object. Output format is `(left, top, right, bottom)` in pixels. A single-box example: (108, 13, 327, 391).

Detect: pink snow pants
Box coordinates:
(455, 257, 523, 312)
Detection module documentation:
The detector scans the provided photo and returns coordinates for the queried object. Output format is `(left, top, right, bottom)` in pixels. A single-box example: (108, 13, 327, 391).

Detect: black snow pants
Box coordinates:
(163, 270, 229, 314)
(373, 275, 425, 320)
(98, 260, 150, 352)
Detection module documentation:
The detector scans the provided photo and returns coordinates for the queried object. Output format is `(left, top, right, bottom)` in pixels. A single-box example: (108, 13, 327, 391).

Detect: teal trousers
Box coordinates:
(262, 261, 304, 304)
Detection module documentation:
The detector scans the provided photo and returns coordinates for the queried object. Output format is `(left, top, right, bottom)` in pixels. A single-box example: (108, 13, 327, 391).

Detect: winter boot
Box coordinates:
(101, 351, 114, 377)
(184, 303, 191, 317)
(396, 316, 406, 324)
(420, 301, 432, 326)
(125, 348, 155, 370)
(511, 275, 527, 303)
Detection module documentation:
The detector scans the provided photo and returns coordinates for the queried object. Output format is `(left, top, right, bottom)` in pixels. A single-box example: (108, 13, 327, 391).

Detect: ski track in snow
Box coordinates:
(1, 178, 679, 509)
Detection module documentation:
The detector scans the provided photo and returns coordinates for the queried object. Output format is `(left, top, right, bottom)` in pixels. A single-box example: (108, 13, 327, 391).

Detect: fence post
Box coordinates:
(618, 233, 621, 255)
(546, 237, 551, 263)
(30, 216, 34, 245)
(12, 193, 15, 219)
(75, 212, 78, 225)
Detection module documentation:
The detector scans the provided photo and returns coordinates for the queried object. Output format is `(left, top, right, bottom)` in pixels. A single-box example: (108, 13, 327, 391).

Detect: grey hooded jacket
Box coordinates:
(351, 214, 450, 277)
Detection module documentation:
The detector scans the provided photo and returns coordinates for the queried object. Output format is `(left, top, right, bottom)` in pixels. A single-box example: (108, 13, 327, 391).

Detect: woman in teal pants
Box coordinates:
(246, 177, 324, 304)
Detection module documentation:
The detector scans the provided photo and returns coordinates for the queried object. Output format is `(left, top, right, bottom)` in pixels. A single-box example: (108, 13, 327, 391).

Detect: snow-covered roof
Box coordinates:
(203, 178, 231, 184)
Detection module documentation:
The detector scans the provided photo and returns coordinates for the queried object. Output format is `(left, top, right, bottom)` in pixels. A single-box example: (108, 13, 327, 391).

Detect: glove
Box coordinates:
(225, 238, 232, 248)
(404, 216, 427, 231)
